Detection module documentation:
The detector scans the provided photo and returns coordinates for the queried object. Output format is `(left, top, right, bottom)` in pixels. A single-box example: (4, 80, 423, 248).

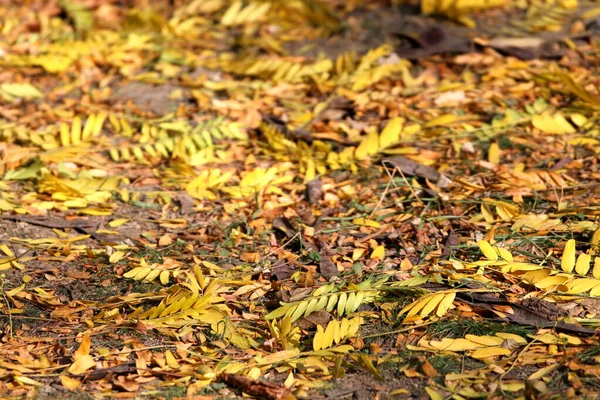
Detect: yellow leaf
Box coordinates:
(495, 332, 527, 345)
(345, 292, 356, 316)
(109, 149, 120, 162)
(353, 218, 380, 228)
(423, 0, 505, 15)
(527, 364, 560, 381)
(71, 116, 82, 145)
(592, 227, 600, 246)
(313, 283, 334, 297)
(419, 292, 445, 317)
(93, 112, 107, 136)
(465, 335, 504, 346)
(60, 122, 71, 146)
(59, 375, 81, 390)
(481, 203, 494, 223)
(575, 253, 591, 275)
(0, 83, 43, 99)
(81, 114, 95, 140)
(532, 114, 576, 134)
(78, 208, 112, 216)
(435, 292, 455, 317)
(108, 113, 120, 131)
(160, 270, 170, 285)
(423, 114, 457, 128)
(135, 268, 153, 282)
(304, 158, 316, 182)
(428, 338, 482, 351)
(326, 293, 338, 313)
(68, 354, 96, 375)
(424, 387, 444, 400)
(403, 295, 433, 317)
(330, 344, 354, 354)
(358, 354, 383, 381)
(497, 247, 513, 262)
(34, 54, 74, 73)
(245, 3, 271, 24)
(593, 257, 600, 279)
(284, 372, 294, 388)
(471, 347, 511, 359)
(496, 203, 518, 221)
(348, 317, 361, 336)
(165, 350, 180, 369)
(0, 244, 14, 257)
(301, 298, 317, 318)
(108, 218, 129, 227)
(221, 1, 270, 25)
(502, 262, 543, 272)
(324, 320, 336, 349)
(248, 367, 261, 379)
(558, 333, 582, 345)
(315, 295, 328, 313)
(354, 129, 379, 160)
(478, 240, 498, 261)
(5, 283, 25, 297)
(568, 137, 598, 146)
(290, 301, 308, 322)
(364, 219, 380, 228)
(260, 350, 299, 365)
(561, 239, 576, 273)
(370, 245, 385, 260)
(500, 382, 525, 392)
(123, 267, 142, 279)
(332, 318, 341, 343)
(14, 376, 43, 386)
(338, 318, 349, 340)
(109, 251, 126, 264)
(566, 278, 600, 294)
(518, 269, 551, 283)
(121, 118, 133, 136)
(337, 292, 347, 317)
(352, 248, 366, 260)
(352, 292, 364, 314)
(488, 142, 500, 164)
(379, 117, 404, 149)
(530, 332, 581, 345)
(534, 275, 569, 289)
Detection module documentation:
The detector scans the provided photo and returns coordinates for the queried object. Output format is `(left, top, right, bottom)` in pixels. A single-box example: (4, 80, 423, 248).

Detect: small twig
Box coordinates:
(263, 231, 300, 260)
(498, 338, 537, 397)
(369, 167, 394, 219)
(384, 161, 423, 205)
(0, 314, 50, 321)
(397, 168, 423, 205)
(356, 226, 392, 244)
(0, 246, 35, 266)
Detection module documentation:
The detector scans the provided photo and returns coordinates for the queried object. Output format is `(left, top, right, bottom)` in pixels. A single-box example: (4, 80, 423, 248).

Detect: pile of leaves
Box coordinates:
(1, 0, 600, 398)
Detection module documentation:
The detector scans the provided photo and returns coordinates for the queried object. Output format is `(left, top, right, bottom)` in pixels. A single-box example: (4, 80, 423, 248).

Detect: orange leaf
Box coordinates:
(74, 334, 91, 360)
(68, 355, 96, 375)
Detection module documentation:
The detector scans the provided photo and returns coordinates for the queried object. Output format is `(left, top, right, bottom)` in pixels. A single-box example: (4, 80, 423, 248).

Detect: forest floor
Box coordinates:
(2, 0, 600, 399)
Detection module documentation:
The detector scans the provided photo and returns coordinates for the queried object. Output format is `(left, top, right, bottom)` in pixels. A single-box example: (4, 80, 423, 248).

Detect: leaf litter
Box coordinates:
(1, 0, 600, 399)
